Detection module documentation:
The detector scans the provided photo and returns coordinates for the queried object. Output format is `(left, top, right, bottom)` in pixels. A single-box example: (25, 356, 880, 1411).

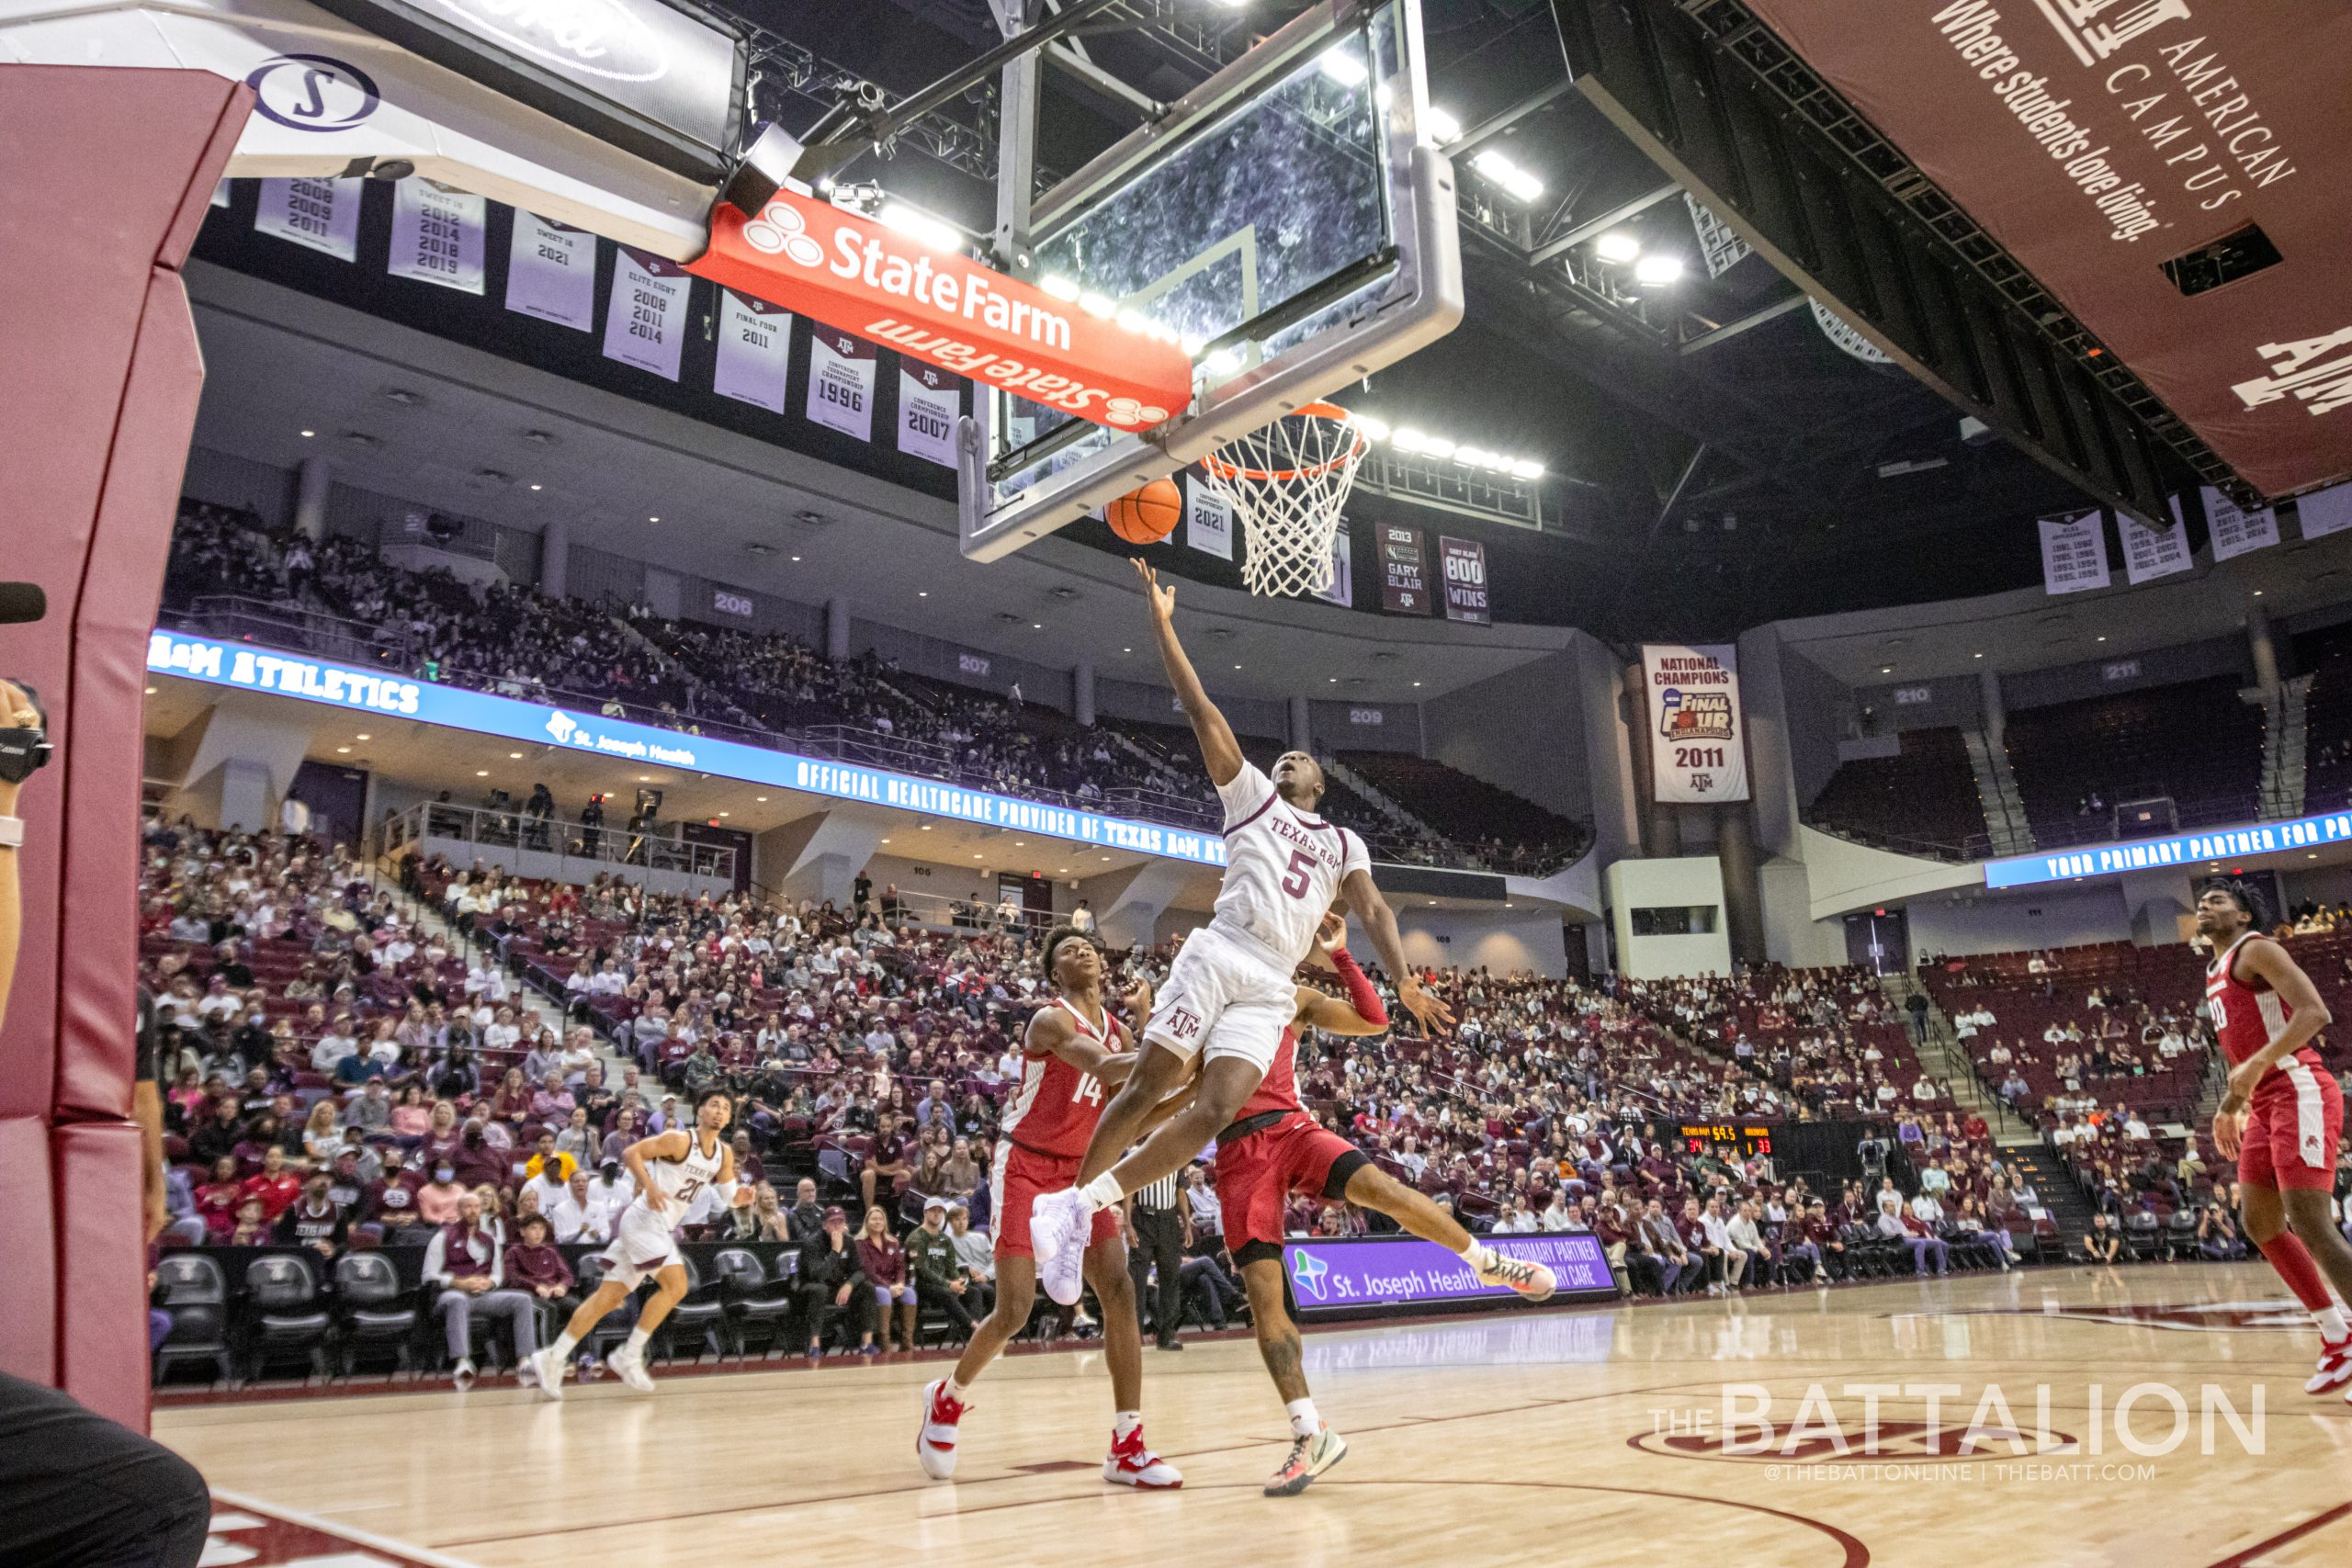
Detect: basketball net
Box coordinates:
(1197, 402, 1370, 599)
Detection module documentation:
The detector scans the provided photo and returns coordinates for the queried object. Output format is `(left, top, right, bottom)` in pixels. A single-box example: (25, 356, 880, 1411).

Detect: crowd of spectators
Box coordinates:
(158, 501, 1587, 874)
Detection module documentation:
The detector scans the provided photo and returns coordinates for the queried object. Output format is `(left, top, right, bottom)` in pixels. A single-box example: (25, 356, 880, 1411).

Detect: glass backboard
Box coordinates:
(958, 0, 1461, 562)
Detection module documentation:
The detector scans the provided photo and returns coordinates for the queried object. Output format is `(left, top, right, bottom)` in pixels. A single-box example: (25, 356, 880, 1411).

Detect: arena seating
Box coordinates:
(1804, 727, 1989, 859)
(2294, 619, 2352, 814)
(1334, 750, 1592, 874)
(2001, 675, 2266, 849)
(158, 502, 1586, 874)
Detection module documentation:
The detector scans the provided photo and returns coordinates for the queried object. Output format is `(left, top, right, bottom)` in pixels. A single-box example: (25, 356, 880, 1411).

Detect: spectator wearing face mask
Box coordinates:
(416, 1162, 468, 1227)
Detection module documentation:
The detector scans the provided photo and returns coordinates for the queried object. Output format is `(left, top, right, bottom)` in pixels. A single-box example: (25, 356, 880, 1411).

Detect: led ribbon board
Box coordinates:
(146, 630, 1230, 867)
(1984, 809, 2352, 888)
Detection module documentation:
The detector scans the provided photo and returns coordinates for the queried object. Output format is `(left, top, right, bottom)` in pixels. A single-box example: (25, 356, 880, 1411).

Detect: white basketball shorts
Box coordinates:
(1142, 923, 1296, 1077)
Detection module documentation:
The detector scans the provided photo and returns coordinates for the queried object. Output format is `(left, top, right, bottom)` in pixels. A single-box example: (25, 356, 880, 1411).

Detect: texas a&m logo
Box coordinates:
(1162, 1007, 1203, 1043)
(2025, 0, 2193, 67)
(2233, 325, 2352, 421)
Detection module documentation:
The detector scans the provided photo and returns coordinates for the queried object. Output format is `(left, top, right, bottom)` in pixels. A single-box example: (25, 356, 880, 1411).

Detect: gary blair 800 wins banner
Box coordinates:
(1641, 645, 1750, 804)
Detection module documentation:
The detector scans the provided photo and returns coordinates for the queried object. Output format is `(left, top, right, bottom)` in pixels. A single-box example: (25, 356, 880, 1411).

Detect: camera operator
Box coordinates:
(0, 670, 212, 1566)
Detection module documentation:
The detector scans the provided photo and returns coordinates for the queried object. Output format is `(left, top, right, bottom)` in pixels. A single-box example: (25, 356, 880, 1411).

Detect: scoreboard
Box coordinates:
(1676, 1122, 1776, 1157)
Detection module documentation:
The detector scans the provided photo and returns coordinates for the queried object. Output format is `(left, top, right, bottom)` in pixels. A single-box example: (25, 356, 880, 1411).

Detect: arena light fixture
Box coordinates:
(1594, 231, 1642, 264)
(1419, 435, 1457, 459)
(1426, 106, 1463, 144)
(529, 483, 542, 491)
(336, 746, 351, 754)
(1510, 459, 1546, 480)
(1039, 274, 1082, 301)
(1634, 254, 1685, 287)
(1469, 148, 1543, 203)
(300, 429, 315, 438)
(876, 201, 965, 253)
(1079, 291, 1117, 319)
(1317, 47, 1370, 87)
(144, 685, 157, 695)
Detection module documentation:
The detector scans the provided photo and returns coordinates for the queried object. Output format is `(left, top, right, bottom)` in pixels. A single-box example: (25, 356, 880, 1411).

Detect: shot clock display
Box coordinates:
(1676, 1122, 1775, 1157)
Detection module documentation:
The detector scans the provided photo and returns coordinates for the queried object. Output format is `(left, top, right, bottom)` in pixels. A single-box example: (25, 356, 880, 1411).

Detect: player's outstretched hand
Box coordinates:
(1133, 558, 1175, 622)
(2211, 1109, 2243, 1161)
(1396, 974, 1453, 1035)
(1315, 910, 1347, 956)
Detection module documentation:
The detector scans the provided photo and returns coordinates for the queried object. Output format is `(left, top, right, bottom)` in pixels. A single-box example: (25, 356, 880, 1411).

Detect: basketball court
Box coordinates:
(160, 1267, 2352, 1567)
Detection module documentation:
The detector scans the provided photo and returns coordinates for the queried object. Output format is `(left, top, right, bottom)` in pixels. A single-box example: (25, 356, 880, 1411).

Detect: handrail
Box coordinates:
(379, 800, 739, 883)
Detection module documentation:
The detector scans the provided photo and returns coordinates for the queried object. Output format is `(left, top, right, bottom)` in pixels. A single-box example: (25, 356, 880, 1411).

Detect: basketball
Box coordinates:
(1106, 479, 1183, 545)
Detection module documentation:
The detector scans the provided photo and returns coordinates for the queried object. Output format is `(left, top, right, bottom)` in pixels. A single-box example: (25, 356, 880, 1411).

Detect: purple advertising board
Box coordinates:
(1280, 1231, 1617, 1318)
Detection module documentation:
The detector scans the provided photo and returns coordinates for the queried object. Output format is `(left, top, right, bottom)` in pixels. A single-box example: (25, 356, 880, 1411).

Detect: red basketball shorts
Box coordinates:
(991, 1143, 1118, 1259)
(2239, 1061, 2344, 1190)
(1215, 1112, 1367, 1263)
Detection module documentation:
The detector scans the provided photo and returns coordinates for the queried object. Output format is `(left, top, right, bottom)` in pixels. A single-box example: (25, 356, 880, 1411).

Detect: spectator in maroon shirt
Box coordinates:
(504, 1213, 578, 1342)
(239, 1145, 301, 1221)
(273, 1174, 348, 1260)
(415, 1100, 464, 1169)
(193, 1156, 244, 1241)
(450, 1119, 507, 1190)
(489, 1067, 535, 1124)
(856, 1205, 916, 1354)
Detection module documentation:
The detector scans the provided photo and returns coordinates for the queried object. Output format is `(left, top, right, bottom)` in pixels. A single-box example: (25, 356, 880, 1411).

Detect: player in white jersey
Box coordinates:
(1028, 560, 1452, 1303)
(528, 1089, 749, 1396)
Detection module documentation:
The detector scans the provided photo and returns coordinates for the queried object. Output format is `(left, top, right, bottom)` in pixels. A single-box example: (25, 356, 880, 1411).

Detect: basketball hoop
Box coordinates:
(1197, 401, 1371, 599)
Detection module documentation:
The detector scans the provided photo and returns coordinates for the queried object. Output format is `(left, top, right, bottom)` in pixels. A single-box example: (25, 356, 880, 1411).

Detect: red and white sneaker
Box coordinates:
(2307, 1338, 2352, 1395)
(1102, 1426, 1182, 1489)
(916, 1379, 967, 1480)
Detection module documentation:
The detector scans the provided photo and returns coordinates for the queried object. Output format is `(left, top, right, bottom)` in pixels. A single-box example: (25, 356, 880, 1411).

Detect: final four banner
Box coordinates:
(1640, 644, 1750, 804)
(713, 290, 793, 413)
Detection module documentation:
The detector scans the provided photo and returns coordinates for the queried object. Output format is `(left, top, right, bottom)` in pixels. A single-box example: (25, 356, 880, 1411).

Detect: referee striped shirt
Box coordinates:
(1133, 1172, 1180, 1212)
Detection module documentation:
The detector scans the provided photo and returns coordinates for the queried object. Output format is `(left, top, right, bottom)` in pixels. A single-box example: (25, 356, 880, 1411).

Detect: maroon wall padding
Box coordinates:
(0, 65, 249, 1427)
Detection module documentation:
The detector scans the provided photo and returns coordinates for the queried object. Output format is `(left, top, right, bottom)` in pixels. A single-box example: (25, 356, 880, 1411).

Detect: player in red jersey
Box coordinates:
(915, 925, 1182, 1488)
(1226, 914, 1556, 1495)
(2198, 882, 2352, 1399)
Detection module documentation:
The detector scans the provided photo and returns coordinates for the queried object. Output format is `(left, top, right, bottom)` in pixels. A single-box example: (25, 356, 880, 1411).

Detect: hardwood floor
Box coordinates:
(160, 1265, 2352, 1567)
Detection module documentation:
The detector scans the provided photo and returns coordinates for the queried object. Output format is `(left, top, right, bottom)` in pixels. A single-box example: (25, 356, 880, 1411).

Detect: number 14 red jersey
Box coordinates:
(1000, 997, 1126, 1156)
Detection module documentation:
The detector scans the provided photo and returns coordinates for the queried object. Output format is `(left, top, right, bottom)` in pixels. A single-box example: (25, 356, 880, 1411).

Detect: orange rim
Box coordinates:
(1201, 401, 1369, 483)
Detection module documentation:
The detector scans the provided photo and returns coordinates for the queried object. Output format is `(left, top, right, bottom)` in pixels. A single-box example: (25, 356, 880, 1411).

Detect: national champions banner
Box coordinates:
(1640, 644, 1750, 804)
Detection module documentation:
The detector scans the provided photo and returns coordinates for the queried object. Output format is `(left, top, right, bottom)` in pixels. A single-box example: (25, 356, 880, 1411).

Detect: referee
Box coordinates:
(1126, 1171, 1186, 1351)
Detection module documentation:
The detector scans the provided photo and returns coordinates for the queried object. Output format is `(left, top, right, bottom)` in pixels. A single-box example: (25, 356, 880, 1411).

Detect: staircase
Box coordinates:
(1962, 729, 2036, 856)
(1319, 755, 1449, 851)
(1883, 972, 2023, 1138)
(2256, 675, 2312, 821)
(2003, 1144, 2098, 1258)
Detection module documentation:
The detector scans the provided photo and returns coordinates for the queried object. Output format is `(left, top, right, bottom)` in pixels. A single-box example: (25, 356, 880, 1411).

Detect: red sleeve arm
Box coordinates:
(1329, 949, 1387, 1027)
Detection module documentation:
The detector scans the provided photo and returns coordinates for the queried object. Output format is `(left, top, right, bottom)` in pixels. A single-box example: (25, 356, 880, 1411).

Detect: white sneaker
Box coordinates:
(1264, 1425, 1347, 1496)
(1031, 1188, 1092, 1306)
(609, 1344, 657, 1394)
(451, 1358, 477, 1393)
(1468, 1244, 1556, 1303)
(526, 1347, 565, 1401)
(1103, 1426, 1182, 1489)
(2309, 1337, 2352, 1394)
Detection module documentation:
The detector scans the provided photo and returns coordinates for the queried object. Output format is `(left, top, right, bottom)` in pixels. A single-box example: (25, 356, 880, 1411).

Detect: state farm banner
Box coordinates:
(807, 329, 876, 441)
(1378, 525, 1430, 615)
(713, 290, 793, 413)
(386, 179, 485, 294)
(1736, 0, 2352, 498)
(899, 366, 960, 466)
(2038, 510, 2111, 594)
(603, 248, 690, 381)
(1641, 645, 1750, 804)
(505, 212, 596, 331)
(687, 190, 1193, 434)
(1439, 536, 1490, 624)
(254, 178, 359, 262)
(1183, 482, 1234, 561)
(2181, 485, 2279, 560)
(2119, 510, 2192, 584)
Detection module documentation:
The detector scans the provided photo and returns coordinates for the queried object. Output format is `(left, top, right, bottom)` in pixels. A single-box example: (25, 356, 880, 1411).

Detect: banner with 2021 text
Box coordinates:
(1640, 644, 1750, 804)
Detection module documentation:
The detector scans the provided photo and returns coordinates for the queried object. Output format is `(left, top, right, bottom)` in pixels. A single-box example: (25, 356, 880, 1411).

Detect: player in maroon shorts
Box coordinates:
(915, 925, 1182, 1488)
(1226, 914, 1556, 1495)
(2198, 882, 2352, 1398)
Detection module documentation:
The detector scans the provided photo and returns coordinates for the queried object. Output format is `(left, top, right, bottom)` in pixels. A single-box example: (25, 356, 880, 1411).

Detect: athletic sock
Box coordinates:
(624, 1327, 651, 1356)
(2317, 1304, 2350, 1344)
(550, 1330, 581, 1361)
(1285, 1398, 1321, 1439)
(2256, 1233, 2335, 1313)
(1114, 1410, 1142, 1443)
(1454, 1237, 1489, 1265)
(1080, 1172, 1125, 1212)
(944, 1376, 970, 1403)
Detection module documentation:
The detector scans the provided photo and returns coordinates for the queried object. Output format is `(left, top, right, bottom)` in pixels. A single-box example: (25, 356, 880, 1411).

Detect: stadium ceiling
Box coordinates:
(718, 0, 2103, 635)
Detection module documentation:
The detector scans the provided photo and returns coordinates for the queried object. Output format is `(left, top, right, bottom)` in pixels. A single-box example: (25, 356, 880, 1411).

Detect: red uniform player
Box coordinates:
(2198, 883, 2352, 1398)
(915, 925, 1182, 1488)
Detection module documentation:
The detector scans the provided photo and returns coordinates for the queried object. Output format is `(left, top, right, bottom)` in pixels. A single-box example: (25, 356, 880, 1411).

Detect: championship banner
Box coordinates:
(1735, 0, 2352, 499)
(2301, 483, 2352, 540)
(1183, 482, 1234, 561)
(2119, 510, 2193, 585)
(505, 212, 597, 331)
(807, 329, 876, 441)
(254, 177, 360, 262)
(1315, 524, 1354, 607)
(687, 189, 1193, 434)
(386, 179, 485, 294)
(602, 247, 690, 380)
(1439, 536, 1490, 624)
(2184, 486, 2280, 561)
(898, 366, 960, 467)
(713, 290, 793, 413)
(2038, 511, 2111, 595)
(1379, 525, 1430, 615)
(1641, 644, 1750, 804)
(210, 180, 231, 210)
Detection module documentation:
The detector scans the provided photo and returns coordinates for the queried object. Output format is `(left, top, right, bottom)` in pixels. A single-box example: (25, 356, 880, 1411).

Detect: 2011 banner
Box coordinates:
(1640, 644, 1751, 804)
